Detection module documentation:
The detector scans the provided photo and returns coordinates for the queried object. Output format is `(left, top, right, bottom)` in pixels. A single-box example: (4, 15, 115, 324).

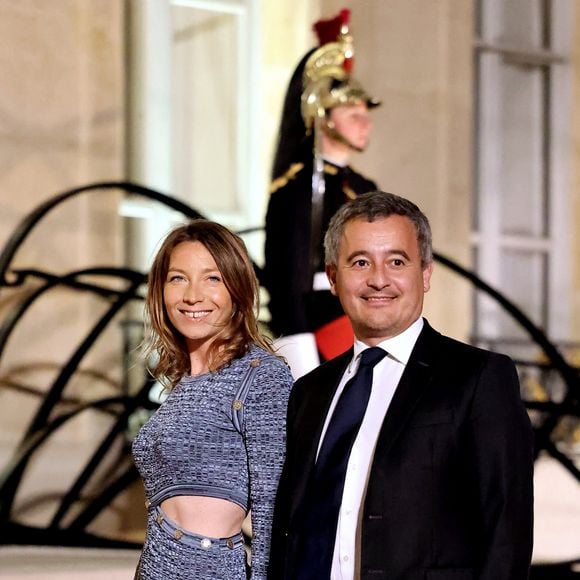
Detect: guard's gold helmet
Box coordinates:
(301, 9, 380, 149)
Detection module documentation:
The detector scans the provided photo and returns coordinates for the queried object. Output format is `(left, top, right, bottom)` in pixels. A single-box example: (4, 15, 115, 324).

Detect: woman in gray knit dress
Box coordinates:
(132, 220, 293, 579)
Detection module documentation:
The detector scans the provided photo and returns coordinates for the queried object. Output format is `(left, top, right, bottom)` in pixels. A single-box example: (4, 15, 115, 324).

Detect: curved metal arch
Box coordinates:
(22, 277, 142, 439)
(0, 396, 133, 513)
(0, 267, 145, 363)
(0, 379, 154, 547)
(0, 274, 144, 523)
(0, 181, 204, 287)
(49, 377, 156, 529)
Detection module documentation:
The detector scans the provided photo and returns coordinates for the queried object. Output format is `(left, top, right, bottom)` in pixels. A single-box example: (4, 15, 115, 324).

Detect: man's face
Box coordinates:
(326, 215, 432, 345)
(328, 103, 372, 151)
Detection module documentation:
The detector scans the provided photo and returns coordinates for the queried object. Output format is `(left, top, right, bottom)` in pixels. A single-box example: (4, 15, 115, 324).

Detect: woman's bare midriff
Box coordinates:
(160, 495, 246, 537)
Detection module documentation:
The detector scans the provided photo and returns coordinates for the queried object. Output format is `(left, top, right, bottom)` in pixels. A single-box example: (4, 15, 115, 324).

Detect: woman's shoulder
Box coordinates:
(240, 344, 293, 388)
(223, 344, 287, 374)
(245, 344, 290, 372)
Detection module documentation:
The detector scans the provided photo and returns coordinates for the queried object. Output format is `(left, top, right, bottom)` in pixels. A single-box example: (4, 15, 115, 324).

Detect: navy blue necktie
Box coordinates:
(295, 346, 387, 579)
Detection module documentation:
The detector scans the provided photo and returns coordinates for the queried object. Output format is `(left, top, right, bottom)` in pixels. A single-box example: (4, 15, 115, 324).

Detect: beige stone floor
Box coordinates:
(532, 454, 580, 564)
(0, 454, 579, 578)
(0, 547, 140, 579)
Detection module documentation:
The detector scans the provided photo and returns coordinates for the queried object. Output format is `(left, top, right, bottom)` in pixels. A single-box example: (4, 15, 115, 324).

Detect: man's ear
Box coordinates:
(326, 264, 338, 296)
(422, 262, 433, 293)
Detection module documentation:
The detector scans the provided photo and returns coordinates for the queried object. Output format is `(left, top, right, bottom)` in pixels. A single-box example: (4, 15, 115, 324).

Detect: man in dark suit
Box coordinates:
(269, 191, 534, 580)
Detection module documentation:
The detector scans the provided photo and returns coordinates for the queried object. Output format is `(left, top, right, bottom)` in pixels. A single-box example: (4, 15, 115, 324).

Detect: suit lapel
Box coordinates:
(373, 321, 441, 458)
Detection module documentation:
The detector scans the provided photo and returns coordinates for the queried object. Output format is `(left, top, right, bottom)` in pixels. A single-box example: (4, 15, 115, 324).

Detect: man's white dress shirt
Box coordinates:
(316, 317, 424, 580)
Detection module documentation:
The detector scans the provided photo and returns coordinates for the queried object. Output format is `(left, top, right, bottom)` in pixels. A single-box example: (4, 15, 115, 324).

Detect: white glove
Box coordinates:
(274, 333, 320, 379)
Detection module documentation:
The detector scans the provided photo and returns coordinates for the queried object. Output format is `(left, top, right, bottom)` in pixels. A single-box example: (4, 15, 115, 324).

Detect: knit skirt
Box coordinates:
(135, 507, 247, 580)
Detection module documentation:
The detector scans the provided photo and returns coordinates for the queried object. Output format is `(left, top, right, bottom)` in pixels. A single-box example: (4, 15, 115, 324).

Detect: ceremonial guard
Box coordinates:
(264, 9, 381, 370)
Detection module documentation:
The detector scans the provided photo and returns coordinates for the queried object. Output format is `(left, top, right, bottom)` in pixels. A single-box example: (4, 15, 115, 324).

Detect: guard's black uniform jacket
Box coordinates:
(264, 158, 376, 337)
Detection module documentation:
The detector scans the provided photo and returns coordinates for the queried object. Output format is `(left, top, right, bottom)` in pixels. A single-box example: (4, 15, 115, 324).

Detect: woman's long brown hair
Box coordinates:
(143, 220, 273, 389)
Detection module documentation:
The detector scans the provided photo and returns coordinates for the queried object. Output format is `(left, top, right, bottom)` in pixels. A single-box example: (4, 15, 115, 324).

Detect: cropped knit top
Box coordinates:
(132, 344, 293, 578)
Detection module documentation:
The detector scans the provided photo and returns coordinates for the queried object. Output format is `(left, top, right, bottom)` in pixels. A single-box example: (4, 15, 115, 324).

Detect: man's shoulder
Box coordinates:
(422, 322, 514, 367)
(443, 333, 509, 359)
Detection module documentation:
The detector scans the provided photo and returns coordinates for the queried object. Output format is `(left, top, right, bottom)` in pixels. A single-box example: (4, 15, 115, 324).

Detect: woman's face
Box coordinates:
(163, 241, 234, 359)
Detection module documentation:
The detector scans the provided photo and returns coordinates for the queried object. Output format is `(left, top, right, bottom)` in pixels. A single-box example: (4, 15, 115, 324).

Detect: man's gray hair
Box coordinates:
(324, 191, 433, 268)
